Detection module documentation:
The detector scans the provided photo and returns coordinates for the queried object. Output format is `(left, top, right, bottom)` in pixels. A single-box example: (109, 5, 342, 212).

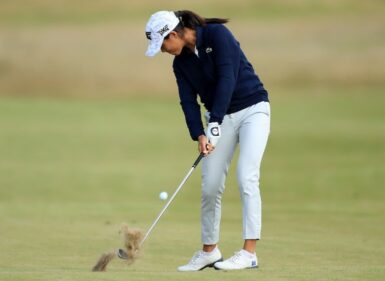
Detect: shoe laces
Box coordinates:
(189, 251, 205, 265)
(228, 251, 243, 263)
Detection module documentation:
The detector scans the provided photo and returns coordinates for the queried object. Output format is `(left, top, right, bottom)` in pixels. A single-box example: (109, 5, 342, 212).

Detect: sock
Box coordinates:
(203, 246, 218, 256)
(240, 249, 256, 258)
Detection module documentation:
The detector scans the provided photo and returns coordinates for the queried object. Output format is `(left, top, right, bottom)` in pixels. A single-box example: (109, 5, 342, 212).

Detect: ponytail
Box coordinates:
(174, 10, 229, 30)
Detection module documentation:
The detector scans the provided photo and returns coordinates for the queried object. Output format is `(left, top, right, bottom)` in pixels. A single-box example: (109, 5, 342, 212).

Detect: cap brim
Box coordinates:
(145, 37, 163, 57)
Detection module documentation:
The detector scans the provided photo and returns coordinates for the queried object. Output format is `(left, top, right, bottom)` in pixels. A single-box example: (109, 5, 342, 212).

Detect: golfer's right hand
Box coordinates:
(198, 135, 214, 156)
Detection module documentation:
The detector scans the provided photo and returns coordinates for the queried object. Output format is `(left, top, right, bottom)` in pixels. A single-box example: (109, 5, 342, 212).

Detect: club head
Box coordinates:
(117, 248, 129, 259)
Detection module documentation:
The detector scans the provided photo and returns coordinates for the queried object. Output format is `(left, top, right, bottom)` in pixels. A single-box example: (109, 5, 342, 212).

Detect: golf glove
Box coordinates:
(206, 122, 221, 147)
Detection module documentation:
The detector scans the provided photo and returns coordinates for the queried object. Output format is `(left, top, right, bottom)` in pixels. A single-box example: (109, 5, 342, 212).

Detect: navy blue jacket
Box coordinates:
(173, 23, 269, 141)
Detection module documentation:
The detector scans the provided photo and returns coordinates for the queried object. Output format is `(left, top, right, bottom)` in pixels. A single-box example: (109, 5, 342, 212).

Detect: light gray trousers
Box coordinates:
(201, 101, 270, 244)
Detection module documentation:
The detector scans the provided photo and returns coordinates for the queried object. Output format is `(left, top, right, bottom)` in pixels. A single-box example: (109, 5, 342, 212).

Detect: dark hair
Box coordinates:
(173, 10, 229, 32)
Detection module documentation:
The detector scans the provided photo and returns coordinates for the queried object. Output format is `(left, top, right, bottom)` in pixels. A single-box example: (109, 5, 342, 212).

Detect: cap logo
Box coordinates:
(157, 25, 170, 36)
(145, 32, 151, 40)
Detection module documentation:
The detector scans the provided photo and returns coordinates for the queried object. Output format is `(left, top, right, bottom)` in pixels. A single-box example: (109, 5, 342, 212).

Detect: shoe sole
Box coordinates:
(214, 265, 259, 271)
(199, 258, 224, 271)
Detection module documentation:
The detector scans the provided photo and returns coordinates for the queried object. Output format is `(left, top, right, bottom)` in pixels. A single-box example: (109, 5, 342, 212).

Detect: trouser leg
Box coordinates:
(201, 115, 238, 245)
(237, 102, 270, 240)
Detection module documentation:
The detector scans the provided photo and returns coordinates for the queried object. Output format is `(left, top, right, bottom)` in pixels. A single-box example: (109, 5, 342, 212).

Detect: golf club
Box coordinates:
(117, 152, 205, 259)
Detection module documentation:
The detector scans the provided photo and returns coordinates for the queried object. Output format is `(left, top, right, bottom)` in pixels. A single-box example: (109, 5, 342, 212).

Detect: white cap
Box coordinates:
(145, 11, 180, 57)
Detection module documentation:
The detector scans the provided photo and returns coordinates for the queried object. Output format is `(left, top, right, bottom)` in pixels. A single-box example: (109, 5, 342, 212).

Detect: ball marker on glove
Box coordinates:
(206, 122, 221, 147)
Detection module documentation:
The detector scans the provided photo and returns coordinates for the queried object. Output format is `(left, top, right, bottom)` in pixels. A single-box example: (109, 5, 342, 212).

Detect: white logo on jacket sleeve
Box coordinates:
(206, 47, 213, 53)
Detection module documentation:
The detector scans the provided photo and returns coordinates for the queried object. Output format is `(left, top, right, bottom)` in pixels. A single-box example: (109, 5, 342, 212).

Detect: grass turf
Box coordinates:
(0, 89, 384, 281)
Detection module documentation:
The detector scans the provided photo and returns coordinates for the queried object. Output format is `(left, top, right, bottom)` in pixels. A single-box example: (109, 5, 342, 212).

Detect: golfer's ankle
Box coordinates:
(243, 239, 257, 254)
(202, 244, 217, 252)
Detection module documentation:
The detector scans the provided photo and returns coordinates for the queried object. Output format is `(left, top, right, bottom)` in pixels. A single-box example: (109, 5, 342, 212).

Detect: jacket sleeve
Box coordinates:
(173, 63, 205, 141)
(209, 25, 241, 124)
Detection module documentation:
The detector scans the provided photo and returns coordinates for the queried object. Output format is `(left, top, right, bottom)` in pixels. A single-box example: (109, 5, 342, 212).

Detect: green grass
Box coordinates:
(0, 90, 384, 281)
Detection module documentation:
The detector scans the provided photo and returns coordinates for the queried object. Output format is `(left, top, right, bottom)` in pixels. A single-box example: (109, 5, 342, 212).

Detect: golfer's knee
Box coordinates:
(202, 181, 223, 201)
(237, 171, 260, 193)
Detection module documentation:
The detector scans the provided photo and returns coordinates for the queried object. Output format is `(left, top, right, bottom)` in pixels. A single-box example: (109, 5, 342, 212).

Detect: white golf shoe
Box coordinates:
(177, 247, 223, 271)
(214, 249, 258, 270)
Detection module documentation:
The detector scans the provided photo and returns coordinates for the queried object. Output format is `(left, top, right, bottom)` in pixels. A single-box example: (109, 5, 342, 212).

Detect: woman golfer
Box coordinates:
(145, 10, 270, 271)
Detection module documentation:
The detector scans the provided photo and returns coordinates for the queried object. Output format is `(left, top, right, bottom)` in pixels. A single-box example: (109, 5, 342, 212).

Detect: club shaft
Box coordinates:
(140, 153, 204, 247)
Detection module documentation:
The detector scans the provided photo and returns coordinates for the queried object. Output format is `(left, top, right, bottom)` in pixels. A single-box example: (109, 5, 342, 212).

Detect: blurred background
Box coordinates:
(1, 0, 384, 98)
(0, 1, 384, 281)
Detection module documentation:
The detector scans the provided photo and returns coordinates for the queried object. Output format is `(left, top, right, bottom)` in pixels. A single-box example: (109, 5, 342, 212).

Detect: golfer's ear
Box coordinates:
(169, 31, 178, 39)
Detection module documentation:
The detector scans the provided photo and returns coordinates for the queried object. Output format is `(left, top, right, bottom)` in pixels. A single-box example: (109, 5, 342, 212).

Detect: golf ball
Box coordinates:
(159, 191, 168, 200)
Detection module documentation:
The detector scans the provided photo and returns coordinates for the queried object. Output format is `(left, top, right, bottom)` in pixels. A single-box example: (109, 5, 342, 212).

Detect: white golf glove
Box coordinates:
(206, 122, 221, 147)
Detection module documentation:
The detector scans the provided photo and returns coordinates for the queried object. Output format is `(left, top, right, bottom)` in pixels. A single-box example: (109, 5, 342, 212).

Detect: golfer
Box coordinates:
(145, 10, 270, 271)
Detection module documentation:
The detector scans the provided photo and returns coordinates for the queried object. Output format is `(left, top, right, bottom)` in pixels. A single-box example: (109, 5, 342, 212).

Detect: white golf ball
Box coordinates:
(159, 191, 168, 201)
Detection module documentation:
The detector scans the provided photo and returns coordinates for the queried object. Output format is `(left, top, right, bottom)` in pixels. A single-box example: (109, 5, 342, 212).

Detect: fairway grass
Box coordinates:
(0, 90, 384, 281)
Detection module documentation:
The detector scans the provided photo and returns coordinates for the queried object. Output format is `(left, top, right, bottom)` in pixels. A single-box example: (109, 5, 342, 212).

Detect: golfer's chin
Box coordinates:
(167, 49, 182, 56)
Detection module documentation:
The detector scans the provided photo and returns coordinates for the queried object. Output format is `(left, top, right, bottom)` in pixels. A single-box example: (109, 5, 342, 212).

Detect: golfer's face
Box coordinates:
(161, 32, 183, 56)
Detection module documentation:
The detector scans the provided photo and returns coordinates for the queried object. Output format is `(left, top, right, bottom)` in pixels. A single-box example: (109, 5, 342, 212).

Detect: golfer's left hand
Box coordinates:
(206, 122, 221, 147)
